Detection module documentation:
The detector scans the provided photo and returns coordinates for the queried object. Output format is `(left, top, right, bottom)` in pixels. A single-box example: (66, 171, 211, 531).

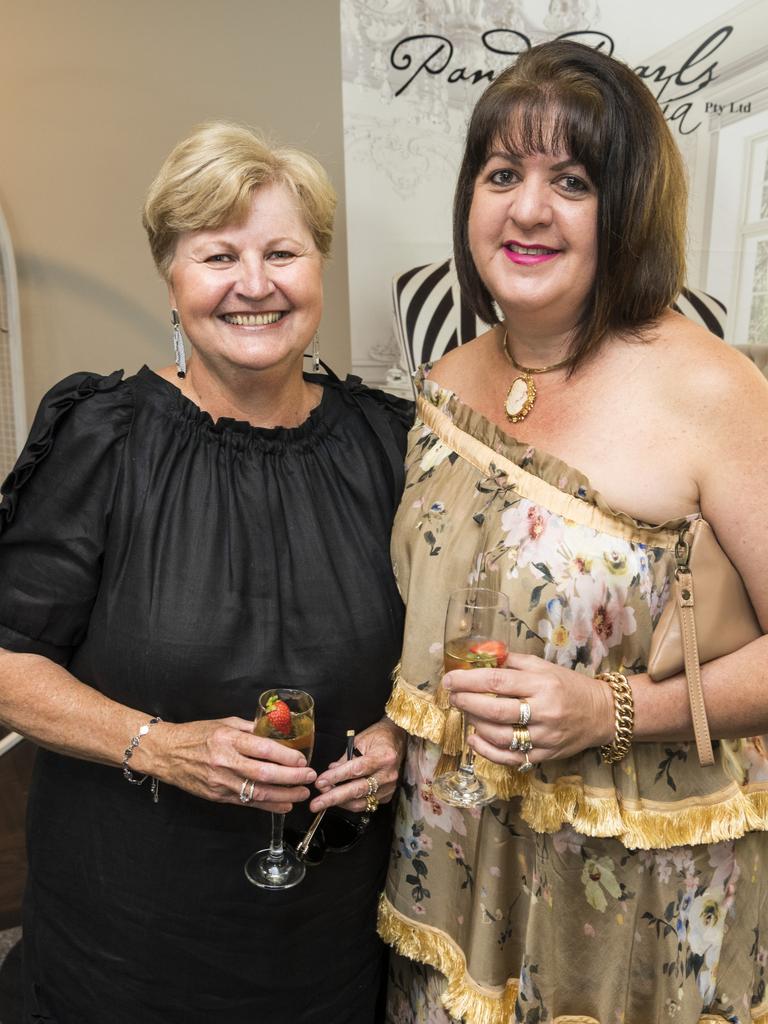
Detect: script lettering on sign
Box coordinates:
(389, 26, 733, 135)
(634, 26, 732, 134)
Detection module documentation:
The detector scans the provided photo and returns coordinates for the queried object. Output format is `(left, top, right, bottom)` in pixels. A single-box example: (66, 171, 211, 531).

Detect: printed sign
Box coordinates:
(340, 0, 768, 387)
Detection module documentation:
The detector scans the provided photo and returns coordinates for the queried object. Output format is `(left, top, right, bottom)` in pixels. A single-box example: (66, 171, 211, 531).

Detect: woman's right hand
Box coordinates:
(0, 652, 314, 812)
(148, 716, 317, 813)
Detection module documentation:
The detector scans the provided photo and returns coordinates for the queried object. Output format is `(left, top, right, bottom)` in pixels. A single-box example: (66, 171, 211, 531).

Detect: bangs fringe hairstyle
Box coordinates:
(454, 40, 687, 368)
(143, 122, 337, 281)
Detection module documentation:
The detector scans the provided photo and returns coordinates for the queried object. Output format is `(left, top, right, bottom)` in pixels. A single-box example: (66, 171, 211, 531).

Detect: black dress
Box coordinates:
(0, 366, 413, 1024)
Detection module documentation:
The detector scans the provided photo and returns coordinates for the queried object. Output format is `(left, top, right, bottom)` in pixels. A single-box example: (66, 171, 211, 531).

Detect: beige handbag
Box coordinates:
(648, 518, 761, 766)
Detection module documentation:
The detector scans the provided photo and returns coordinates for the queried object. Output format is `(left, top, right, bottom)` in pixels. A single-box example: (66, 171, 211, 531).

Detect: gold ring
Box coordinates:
(365, 793, 379, 814)
(512, 726, 532, 753)
(517, 752, 534, 774)
(366, 775, 379, 797)
(518, 700, 531, 727)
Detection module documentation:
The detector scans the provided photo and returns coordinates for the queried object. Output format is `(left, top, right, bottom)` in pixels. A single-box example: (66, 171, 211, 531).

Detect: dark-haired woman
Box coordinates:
(380, 40, 768, 1023)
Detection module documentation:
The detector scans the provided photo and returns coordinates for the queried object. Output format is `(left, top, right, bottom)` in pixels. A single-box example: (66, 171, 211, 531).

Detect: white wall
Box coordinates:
(0, 0, 351, 420)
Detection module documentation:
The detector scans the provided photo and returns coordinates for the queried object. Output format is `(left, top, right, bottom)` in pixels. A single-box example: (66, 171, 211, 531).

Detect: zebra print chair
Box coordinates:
(392, 258, 728, 375)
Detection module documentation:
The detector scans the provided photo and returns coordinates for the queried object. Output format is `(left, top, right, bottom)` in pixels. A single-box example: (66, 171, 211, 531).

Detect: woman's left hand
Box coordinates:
(446, 651, 616, 768)
(309, 718, 406, 813)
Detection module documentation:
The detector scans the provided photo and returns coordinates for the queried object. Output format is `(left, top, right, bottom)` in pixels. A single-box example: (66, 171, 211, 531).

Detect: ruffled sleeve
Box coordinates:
(0, 370, 133, 664)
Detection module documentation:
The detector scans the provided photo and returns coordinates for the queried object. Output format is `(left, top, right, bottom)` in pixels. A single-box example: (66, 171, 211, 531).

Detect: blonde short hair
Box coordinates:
(142, 122, 337, 280)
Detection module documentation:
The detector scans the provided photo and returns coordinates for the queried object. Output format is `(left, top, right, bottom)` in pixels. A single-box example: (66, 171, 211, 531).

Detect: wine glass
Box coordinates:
(432, 588, 510, 808)
(244, 688, 315, 890)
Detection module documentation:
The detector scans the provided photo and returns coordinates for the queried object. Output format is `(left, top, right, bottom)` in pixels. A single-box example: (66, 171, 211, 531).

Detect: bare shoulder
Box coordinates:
(651, 313, 767, 616)
(647, 312, 768, 435)
(428, 331, 498, 399)
(659, 316, 768, 625)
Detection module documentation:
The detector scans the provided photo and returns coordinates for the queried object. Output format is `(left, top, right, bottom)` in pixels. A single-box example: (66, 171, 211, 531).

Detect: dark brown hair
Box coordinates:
(453, 40, 687, 367)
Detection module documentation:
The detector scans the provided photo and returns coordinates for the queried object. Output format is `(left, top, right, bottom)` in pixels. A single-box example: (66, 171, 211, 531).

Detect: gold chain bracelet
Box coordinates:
(597, 672, 634, 764)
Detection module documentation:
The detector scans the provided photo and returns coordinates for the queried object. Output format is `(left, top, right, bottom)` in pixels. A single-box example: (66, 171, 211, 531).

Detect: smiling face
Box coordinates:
(168, 182, 323, 379)
(467, 147, 598, 334)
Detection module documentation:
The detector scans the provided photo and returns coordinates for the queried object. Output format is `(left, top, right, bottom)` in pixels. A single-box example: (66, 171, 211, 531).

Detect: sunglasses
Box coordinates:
(285, 812, 369, 867)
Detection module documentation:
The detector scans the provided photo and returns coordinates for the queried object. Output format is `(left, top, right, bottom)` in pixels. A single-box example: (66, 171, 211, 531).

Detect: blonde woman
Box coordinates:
(0, 123, 411, 1023)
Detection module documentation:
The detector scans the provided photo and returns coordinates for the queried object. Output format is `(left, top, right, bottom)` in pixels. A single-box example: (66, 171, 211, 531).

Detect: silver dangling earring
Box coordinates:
(312, 331, 321, 373)
(171, 309, 186, 379)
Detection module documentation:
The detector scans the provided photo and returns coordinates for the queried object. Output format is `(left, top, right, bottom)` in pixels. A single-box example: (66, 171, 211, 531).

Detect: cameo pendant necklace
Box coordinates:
(500, 330, 572, 422)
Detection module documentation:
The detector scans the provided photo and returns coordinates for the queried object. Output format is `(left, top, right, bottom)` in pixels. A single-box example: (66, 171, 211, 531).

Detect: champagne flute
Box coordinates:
(432, 588, 510, 808)
(244, 688, 315, 890)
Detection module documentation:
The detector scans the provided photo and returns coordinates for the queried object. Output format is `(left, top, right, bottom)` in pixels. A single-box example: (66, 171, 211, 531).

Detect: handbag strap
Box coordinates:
(675, 565, 715, 766)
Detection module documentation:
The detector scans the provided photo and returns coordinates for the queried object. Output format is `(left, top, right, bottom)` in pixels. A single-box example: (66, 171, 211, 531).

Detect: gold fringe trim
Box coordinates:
(434, 680, 464, 775)
(434, 745, 461, 780)
(382, 895, 768, 1023)
(378, 894, 519, 1024)
(473, 756, 528, 799)
(479, 768, 768, 850)
(617, 787, 768, 850)
(436, 685, 465, 757)
(389, 677, 768, 849)
(386, 675, 446, 746)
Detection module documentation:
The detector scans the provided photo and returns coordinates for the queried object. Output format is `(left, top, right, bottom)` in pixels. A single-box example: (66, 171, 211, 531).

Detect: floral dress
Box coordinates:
(380, 371, 768, 1024)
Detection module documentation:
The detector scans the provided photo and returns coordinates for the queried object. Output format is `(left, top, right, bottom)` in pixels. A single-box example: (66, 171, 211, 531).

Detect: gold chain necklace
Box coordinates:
(500, 331, 572, 422)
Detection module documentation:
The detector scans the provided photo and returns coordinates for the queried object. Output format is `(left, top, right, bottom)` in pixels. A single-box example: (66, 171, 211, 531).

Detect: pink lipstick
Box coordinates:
(503, 242, 559, 266)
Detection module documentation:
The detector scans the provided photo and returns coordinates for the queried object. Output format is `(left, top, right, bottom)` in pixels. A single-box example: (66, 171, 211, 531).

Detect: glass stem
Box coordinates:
(268, 812, 286, 862)
(459, 718, 476, 774)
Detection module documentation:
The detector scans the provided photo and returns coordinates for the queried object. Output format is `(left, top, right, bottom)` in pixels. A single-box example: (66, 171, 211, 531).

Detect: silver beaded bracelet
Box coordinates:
(122, 716, 162, 802)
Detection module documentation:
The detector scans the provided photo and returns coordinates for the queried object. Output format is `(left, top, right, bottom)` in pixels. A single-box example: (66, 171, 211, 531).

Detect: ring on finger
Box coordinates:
(239, 778, 256, 804)
(512, 726, 532, 754)
(366, 775, 379, 797)
(518, 700, 531, 727)
(517, 752, 534, 774)
(365, 793, 379, 814)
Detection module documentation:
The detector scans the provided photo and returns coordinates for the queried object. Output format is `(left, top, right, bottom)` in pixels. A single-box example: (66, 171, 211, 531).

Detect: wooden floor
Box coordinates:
(0, 734, 34, 931)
